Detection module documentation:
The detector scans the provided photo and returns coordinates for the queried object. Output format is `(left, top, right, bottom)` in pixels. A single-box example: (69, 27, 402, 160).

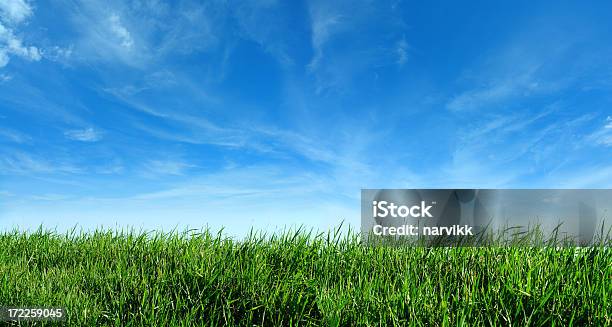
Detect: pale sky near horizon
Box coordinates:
(1, 0, 611, 237)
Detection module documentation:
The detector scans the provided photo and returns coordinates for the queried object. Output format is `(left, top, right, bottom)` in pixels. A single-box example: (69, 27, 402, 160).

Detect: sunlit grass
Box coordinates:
(0, 226, 610, 326)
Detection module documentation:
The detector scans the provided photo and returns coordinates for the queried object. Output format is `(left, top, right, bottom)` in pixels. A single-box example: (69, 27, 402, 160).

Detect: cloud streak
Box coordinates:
(64, 127, 103, 142)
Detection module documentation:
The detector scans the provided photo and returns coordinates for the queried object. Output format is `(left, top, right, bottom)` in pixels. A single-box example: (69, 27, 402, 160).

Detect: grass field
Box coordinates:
(0, 227, 610, 326)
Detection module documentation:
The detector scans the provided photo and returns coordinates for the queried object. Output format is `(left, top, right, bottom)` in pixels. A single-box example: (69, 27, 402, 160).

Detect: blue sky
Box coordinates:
(1, 0, 611, 236)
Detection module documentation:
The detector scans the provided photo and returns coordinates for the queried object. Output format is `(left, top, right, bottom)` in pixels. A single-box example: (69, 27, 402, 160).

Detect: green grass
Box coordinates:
(0, 227, 610, 326)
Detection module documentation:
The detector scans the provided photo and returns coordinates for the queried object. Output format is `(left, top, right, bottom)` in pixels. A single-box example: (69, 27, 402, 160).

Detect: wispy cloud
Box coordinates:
(586, 116, 612, 147)
(42, 45, 73, 63)
(395, 37, 408, 66)
(556, 165, 612, 188)
(445, 25, 581, 112)
(131, 165, 332, 201)
(254, 126, 341, 164)
(0, 73, 88, 125)
(0, 128, 31, 143)
(108, 13, 133, 48)
(306, 0, 407, 93)
(62, 1, 145, 66)
(102, 75, 367, 162)
(231, 0, 294, 67)
(143, 160, 194, 176)
(30, 193, 73, 201)
(445, 58, 568, 112)
(438, 105, 592, 187)
(446, 74, 538, 112)
(104, 90, 248, 148)
(0, 73, 12, 82)
(0, 152, 82, 175)
(59, 0, 224, 67)
(308, 3, 344, 71)
(64, 127, 103, 142)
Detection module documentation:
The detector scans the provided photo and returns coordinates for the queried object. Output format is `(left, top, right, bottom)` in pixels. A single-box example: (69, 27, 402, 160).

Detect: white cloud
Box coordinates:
(0, 0, 40, 68)
(0, 23, 41, 66)
(0, 0, 32, 25)
(108, 13, 133, 48)
(64, 127, 103, 142)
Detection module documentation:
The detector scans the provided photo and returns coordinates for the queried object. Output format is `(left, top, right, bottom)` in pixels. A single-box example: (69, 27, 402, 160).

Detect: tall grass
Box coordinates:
(0, 226, 610, 326)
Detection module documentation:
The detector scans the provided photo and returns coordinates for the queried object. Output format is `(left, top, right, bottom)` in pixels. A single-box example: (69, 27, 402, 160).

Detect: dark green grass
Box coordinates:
(0, 227, 610, 326)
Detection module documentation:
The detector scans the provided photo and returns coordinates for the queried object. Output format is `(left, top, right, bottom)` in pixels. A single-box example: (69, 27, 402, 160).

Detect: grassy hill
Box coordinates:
(0, 228, 610, 326)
